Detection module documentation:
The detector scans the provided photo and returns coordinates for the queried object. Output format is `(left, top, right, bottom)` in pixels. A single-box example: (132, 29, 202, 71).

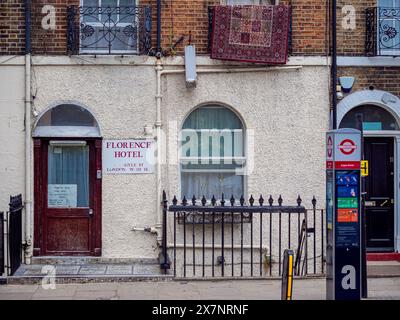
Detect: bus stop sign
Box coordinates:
(326, 129, 362, 300)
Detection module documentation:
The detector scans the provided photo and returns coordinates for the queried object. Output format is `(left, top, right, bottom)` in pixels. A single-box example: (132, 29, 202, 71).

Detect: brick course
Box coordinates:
(0, 0, 25, 55)
(338, 67, 400, 97)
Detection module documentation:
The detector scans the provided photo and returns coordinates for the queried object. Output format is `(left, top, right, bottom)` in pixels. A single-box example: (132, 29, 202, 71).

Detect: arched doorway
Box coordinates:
(32, 103, 102, 256)
(338, 90, 400, 253)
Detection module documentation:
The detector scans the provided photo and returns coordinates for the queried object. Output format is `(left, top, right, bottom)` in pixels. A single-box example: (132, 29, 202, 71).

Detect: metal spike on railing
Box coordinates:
(221, 193, 225, 206)
(240, 195, 245, 206)
(192, 195, 196, 206)
(259, 195, 264, 206)
(312, 195, 317, 207)
(297, 195, 302, 206)
(182, 196, 188, 206)
(268, 195, 273, 206)
(230, 195, 235, 206)
(162, 190, 167, 202)
(201, 195, 207, 206)
(211, 195, 216, 206)
(172, 195, 178, 205)
(278, 195, 283, 206)
(249, 195, 254, 206)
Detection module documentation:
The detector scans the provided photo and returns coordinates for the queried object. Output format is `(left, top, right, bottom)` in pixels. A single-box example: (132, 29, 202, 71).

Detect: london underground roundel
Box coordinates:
(338, 139, 357, 155)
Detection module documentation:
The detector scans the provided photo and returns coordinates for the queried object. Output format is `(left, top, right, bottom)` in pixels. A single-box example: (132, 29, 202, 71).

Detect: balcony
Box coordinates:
(67, 5, 152, 55)
(366, 7, 400, 56)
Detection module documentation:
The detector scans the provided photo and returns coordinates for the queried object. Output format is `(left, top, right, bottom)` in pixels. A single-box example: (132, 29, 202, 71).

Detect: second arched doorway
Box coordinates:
(338, 92, 400, 253)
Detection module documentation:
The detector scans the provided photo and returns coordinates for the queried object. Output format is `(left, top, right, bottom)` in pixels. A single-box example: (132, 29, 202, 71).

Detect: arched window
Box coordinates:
(180, 106, 245, 199)
(339, 105, 399, 131)
(33, 104, 101, 137)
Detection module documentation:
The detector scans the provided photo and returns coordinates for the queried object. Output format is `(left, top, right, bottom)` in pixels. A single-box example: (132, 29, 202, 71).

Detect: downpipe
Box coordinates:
(23, 0, 33, 264)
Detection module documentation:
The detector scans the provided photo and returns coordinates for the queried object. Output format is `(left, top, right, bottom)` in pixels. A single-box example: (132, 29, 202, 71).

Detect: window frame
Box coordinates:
(179, 106, 247, 201)
(79, 0, 139, 55)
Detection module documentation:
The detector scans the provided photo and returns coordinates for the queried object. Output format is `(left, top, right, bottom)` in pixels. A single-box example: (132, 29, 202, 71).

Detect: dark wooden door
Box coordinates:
(364, 137, 395, 252)
(34, 138, 102, 256)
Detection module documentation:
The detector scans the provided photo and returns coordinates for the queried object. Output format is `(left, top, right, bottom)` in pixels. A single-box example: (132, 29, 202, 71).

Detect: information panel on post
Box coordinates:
(326, 128, 362, 300)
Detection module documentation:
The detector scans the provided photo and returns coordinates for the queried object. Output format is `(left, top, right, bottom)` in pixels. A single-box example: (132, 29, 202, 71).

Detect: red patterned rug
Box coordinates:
(210, 5, 291, 64)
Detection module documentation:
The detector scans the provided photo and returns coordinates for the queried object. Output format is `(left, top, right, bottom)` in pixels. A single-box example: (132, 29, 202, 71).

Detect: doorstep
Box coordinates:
(3, 257, 173, 284)
(367, 252, 400, 261)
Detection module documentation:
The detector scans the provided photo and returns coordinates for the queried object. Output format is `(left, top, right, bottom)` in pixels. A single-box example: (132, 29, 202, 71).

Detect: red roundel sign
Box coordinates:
(338, 139, 357, 155)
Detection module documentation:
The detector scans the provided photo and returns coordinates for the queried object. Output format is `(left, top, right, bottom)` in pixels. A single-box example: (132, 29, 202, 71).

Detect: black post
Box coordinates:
(331, 0, 337, 129)
(161, 191, 169, 274)
(25, 0, 31, 54)
(156, 0, 162, 56)
(356, 114, 368, 298)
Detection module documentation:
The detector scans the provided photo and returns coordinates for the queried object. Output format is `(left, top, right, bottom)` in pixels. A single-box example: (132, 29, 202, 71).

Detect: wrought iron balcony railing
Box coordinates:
(366, 7, 400, 56)
(67, 5, 152, 55)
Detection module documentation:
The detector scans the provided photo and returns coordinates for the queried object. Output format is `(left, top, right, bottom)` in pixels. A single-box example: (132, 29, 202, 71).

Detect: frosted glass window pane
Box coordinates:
(37, 104, 98, 127)
(48, 146, 89, 208)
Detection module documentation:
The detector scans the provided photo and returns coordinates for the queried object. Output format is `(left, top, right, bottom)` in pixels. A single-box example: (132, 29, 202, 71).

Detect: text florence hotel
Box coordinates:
(0, 0, 330, 277)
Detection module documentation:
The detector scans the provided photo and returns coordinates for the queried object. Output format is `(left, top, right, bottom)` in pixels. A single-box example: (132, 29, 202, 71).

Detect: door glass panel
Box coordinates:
(48, 145, 89, 208)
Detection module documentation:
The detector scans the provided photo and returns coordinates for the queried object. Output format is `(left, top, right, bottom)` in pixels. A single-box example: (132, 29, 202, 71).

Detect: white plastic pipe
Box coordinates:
(24, 53, 32, 264)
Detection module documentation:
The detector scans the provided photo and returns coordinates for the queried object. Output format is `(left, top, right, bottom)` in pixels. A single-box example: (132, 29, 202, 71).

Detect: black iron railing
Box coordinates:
(366, 7, 400, 56)
(161, 191, 325, 278)
(67, 5, 152, 55)
(1, 194, 23, 276)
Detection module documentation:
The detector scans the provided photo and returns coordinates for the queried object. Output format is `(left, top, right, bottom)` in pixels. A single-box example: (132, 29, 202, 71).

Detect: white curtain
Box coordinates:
(48, 146, 89, 208)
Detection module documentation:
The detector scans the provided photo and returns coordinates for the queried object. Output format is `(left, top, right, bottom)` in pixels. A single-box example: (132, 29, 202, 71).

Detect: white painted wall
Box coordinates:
(3, 55, 330, 259)
(0, 63, 25, 214)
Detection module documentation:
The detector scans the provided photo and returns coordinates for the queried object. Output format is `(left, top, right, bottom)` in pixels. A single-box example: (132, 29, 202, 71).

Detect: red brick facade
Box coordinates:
(0, 0, 25, 55)
(336, 0, 377, 56)
(2, 0, 331, 56)
(338, 67, 400, 97)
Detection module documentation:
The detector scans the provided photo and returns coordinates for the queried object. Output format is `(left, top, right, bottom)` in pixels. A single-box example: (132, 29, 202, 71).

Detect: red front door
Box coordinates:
(34, 138, 102, 256)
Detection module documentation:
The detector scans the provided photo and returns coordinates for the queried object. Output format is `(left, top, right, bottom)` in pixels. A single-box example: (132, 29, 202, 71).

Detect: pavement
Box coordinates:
(0, 277, 399, 300)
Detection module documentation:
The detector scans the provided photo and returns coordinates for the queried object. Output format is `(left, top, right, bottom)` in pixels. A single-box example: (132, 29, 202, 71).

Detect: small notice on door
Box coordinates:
(48, 184, 77, 208)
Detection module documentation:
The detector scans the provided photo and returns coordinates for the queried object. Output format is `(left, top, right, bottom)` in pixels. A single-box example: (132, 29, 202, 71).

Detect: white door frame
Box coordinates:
(337, 89, 400, 252)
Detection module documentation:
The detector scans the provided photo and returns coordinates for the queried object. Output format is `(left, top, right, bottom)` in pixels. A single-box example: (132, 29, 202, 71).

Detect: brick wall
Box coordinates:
(336, 0, 377, 56)
(338, 67, 400, 96)
(160, 0, 329, 56)
(0, 0, 25, 55)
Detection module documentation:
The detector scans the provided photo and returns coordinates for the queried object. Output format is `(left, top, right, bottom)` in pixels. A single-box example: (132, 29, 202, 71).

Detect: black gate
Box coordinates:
(8, 194, 23, 276)
(0, 211, 4, 275)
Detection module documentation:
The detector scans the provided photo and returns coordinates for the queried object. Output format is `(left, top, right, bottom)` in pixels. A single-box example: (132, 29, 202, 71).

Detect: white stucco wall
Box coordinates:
(0, 61, 25, 213)
(18, 55, 330, 259)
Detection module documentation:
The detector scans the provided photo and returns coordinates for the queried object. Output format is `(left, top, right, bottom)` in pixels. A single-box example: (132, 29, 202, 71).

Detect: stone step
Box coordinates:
(31, 256, 159, 265)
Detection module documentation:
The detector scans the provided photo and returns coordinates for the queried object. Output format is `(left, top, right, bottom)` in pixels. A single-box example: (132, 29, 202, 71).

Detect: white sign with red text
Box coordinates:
(326, 129, 361, 170)
(103, 140, 155, 174)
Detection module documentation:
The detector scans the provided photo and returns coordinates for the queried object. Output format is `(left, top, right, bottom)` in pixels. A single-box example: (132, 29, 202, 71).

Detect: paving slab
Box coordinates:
(78, 265, 107, 275)
(106, 265, 133, 275)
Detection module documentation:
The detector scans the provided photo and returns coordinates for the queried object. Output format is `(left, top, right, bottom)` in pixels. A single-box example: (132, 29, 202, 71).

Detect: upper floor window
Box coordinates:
(367, 0, 400, 55)
(66, 0, 152, 55)
(180, 106, 246, 200)
(80, 0, 138, 54)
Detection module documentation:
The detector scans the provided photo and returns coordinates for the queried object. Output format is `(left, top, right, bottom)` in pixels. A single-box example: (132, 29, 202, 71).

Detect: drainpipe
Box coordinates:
(155, 59, 163, 243)
(332, 0, 337, 129)
(24, 0, 33, 264)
